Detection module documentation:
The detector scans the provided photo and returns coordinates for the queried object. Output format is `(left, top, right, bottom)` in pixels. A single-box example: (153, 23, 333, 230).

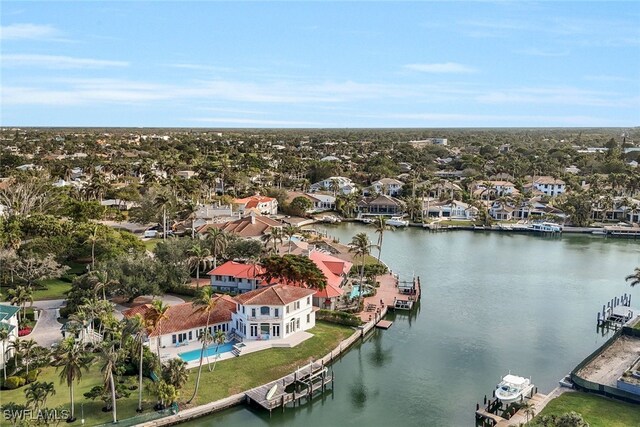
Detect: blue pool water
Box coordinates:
(179, 341, 237, 362)
(350, 285, 361, 299)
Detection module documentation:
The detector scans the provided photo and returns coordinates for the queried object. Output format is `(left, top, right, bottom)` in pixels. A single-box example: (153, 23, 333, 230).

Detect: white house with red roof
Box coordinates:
(231, 284, 316, 341)
(234, 195, 278, 215)
(208, 261, 268, 294)
(122, 295, 237, 350)
(308, 250, 352, 310)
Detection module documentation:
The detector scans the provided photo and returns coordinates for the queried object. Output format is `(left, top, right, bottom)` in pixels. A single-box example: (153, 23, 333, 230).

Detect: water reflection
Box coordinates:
(368, 329, 392, 368)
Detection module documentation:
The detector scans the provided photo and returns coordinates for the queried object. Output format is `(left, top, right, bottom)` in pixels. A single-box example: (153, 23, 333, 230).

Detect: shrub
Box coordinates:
(25, 369, 40, 384)
(317, 310, 362, 327)
(4, 376, 25, 390)
(18, 327, 32, 337)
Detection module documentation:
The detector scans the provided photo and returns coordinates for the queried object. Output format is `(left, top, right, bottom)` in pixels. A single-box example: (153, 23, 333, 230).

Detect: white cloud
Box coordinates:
(0, 23, 62, 40)
(368, 113, 629, 127)
(3, 54, 128, 69)
(404, 62, 477, 74)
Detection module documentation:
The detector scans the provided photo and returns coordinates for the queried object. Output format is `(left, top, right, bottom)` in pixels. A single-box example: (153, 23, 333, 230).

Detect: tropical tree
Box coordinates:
(211, 329, 226, 372)
(162, 358, 188, 390)
(148, 380, 177, 410)
(349, 233, 377, 303)
(187, 287, 219, 403)
(374, 217, 390, 264)
(187, 243, 211, 290)
(85, 225, 101, 270)
(98, 340, 122, 424)
(144, 300, 169, 362)
(261, 254, 327, 290)
(7, 286, 32, 324)
(205, 228, 229, 269)
(283, 225, 300, 254)
(625, 267, 640, 287)
(123, 314, 147, 412)
(25, 381, 56, 411)
(52, 337, 93, 422)
(21, 339, 39, 376)
(89, 270, 118, 301)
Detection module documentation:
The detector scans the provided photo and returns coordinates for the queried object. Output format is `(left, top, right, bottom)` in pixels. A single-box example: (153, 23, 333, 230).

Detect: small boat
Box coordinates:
(386, 216, 409, 227)
(361, 218, 374, 224)
(495, 374, 534, 404)
(528, 222, 562, 233)
(266, 384, 278, 400)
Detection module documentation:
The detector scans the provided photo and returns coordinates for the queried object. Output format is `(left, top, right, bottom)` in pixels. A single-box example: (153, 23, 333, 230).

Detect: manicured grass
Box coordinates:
(32, 279, 73, 300)
(534, 392, 640, 427)
(181, 321, 355, 406)
(143, 239, 161, 252)
(0, 364, 155, 426)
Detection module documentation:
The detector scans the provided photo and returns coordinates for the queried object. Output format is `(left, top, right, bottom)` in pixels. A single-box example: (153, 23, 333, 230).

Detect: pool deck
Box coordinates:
(162, 331, 315, 369)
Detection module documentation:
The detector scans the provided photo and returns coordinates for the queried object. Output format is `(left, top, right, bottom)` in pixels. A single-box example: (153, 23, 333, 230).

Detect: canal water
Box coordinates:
(187, 225, 640, 427)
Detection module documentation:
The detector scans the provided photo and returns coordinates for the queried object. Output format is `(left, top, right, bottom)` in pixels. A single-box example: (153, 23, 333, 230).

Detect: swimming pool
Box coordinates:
(178, 340, 237, 363)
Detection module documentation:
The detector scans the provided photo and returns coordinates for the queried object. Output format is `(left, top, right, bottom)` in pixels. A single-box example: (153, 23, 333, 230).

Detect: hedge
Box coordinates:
(317, 309, 362, 327)
(25, 369, 40, 384)
(3, 376, 25, 390)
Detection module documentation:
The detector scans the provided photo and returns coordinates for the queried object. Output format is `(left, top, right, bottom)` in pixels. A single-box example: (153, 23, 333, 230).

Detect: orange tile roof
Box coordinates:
(308, 250, 352, 289)
(207, 261, 266, 280)
(314, 282, 344, 299)
(122, 296, 236, 337)
(198, 215, 282, 238)
(234, 284, 315, 306)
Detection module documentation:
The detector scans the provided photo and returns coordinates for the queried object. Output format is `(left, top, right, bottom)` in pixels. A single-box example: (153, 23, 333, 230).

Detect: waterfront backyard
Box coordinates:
(535, 392, 640, 427)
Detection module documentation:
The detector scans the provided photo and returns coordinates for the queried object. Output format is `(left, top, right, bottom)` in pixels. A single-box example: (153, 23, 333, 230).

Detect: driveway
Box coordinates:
(29, 299, 65, 348)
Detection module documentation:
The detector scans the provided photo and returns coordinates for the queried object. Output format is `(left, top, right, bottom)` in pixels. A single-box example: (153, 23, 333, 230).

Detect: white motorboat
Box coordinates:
(495, 374, 534, 404)
(386, 216, 409, 227)
(528, 221, 562, 233)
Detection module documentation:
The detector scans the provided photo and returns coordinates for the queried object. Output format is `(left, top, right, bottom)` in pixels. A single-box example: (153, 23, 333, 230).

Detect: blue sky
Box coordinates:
(1, 1, 639, 127)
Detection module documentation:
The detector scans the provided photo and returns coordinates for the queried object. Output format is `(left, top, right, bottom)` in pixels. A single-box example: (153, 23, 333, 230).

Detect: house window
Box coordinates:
(251, 308, 256, 317)
(272, 325, 280, 337)
(306, 297, 311, 305)
(307, 314, 310, 323)
(286, 324, 290, 334)
(274, 308, 279, 318)
(216, 275, 222, 281)
(295, 301, 300, 310)
(242, 306, 245, 314)
(172, 335, 177, 344)
(286, 305, 290, 314)
(260, 306, 270, 315)
(250, 324, 258, 337)
(296, 318, 300, 329)
(188, 331, 192, 340)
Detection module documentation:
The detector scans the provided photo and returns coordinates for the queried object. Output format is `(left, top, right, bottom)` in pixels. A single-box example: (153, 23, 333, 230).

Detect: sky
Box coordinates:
(1, 1, 639, 128)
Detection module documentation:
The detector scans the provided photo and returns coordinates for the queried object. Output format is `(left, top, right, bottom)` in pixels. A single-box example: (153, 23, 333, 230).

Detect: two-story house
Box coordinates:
(367, 178, 404, 197)
(309, 176, 358, 195)
(231, 284, 316, 340)
(234, 195, 278, 216)
(208, 261, 268, 294)
(531, 176, 566, 197)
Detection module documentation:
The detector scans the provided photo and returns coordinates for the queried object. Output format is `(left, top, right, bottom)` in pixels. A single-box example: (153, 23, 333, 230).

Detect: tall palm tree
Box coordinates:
(625, 267, 640, 287)
(123, 314, 146, 413)
(144, 300, 170, 363)
(374, 217, 390, 264)
(0, 328, 9, 380)
(21, 339, 38, 376)
(153, 193, 172, 240)
(85, 226, 101, 271)
(283, 225, 300, 254)
(349, 233, 377, 304)
(187, 287, 218, 403)
(162, 358, 188, 390)
(98, 340, 121, 424)
(52, 337, 93, 422)
(205, 228, 228, 269)
(211, 329, 226, 372)
(270, 227, 284, 252)
(8, 338, 25, 369)
(187, 243, 211, 290)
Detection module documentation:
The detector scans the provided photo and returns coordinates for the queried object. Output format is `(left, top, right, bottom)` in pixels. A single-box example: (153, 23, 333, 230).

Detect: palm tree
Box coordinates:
(25, 381, 56, 411)
(0, 328, 9, 380)
(89, 270, 118, 301)
(187, 287, 218, 403)
(162, 358, 188, 390)
(8, 338, 25, 369)
(144, 300, 170, 363)
(21, 339, 38, 376)
(270, 227, 284, 252)
(210, 329, 226, 372)
(374, 217, 390, 264)
(85, 226, 101, 270)
(205, 228, 228, 269)
(7, 286, 32, 324)
(187, 243, 211, 290)
(52, 337, 93, 422)
(521, 401, 536, 422)
(283, 225, 300, 253)
(349, 233, 376, 304)
(625, 267, 640, 287)
(98, 341, 121, 424)
(123, 314, 146, 412)
(153, 193, 172, 240)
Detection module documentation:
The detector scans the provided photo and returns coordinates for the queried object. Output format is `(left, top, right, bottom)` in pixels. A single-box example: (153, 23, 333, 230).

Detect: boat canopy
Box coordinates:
(503, 374, 527, 385)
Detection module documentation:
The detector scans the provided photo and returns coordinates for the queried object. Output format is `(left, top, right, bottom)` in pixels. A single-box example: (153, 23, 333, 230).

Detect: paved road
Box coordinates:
(29, 299, 66, 348)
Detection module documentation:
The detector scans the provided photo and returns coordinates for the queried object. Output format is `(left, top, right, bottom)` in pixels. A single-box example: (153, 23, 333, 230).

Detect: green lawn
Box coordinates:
(0, 279, 71, 302)
(181, 321, 355, 406)
(0, 365, 155, 426)
(534, 392, 640, 427)
(143, 239, 161, 252)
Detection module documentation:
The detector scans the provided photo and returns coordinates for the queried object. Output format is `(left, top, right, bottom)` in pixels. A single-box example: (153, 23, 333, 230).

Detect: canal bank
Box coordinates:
(183, 225, 639, 427)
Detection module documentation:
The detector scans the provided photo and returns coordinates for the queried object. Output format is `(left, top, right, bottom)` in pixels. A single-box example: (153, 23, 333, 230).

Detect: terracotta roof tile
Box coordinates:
(234, 284, 315, 306)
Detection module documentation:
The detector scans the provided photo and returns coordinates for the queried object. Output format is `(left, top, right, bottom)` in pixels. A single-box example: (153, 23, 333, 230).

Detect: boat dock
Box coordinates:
(376, 320, 393, 329)
(358, 273, 421, 323)
(597, 293, 635, 330)
(245, 361, 333, 414)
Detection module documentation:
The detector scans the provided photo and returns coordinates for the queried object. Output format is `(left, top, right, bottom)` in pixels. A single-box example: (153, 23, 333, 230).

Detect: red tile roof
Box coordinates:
(198, 215, 282, 238)
(314, 283, 343, 299)
(234, 284, 315, 306)
(234, 195, 275, 209)
(207, 261, 266, 282)
(122, 296, 236, 337)
(309, 250, 352, 289)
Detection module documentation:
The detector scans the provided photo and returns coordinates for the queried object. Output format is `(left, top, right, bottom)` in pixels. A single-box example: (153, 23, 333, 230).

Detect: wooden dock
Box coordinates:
(475, 408, 506, 424)
(376, 320, 393, 329)
(245, 361, 333, 413)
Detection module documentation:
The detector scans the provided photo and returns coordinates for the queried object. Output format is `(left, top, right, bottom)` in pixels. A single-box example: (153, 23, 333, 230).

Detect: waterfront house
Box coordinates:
(0, 305, 19, 369)
(208, 261, 268, 294)
(231, 284, 316, 340)
(357, 195, 404, 216)
(528, 176, 566, 197)
(489, 202, 515, 221)
(472, 181, 517, 200)
(308, 250, 352, 310)
(234, 195, 278, 216)
(197, 212, 283, 239)
(423, 199, 478, 220)
(286, 191, 337, 213)
(123, 296, 237, 348)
